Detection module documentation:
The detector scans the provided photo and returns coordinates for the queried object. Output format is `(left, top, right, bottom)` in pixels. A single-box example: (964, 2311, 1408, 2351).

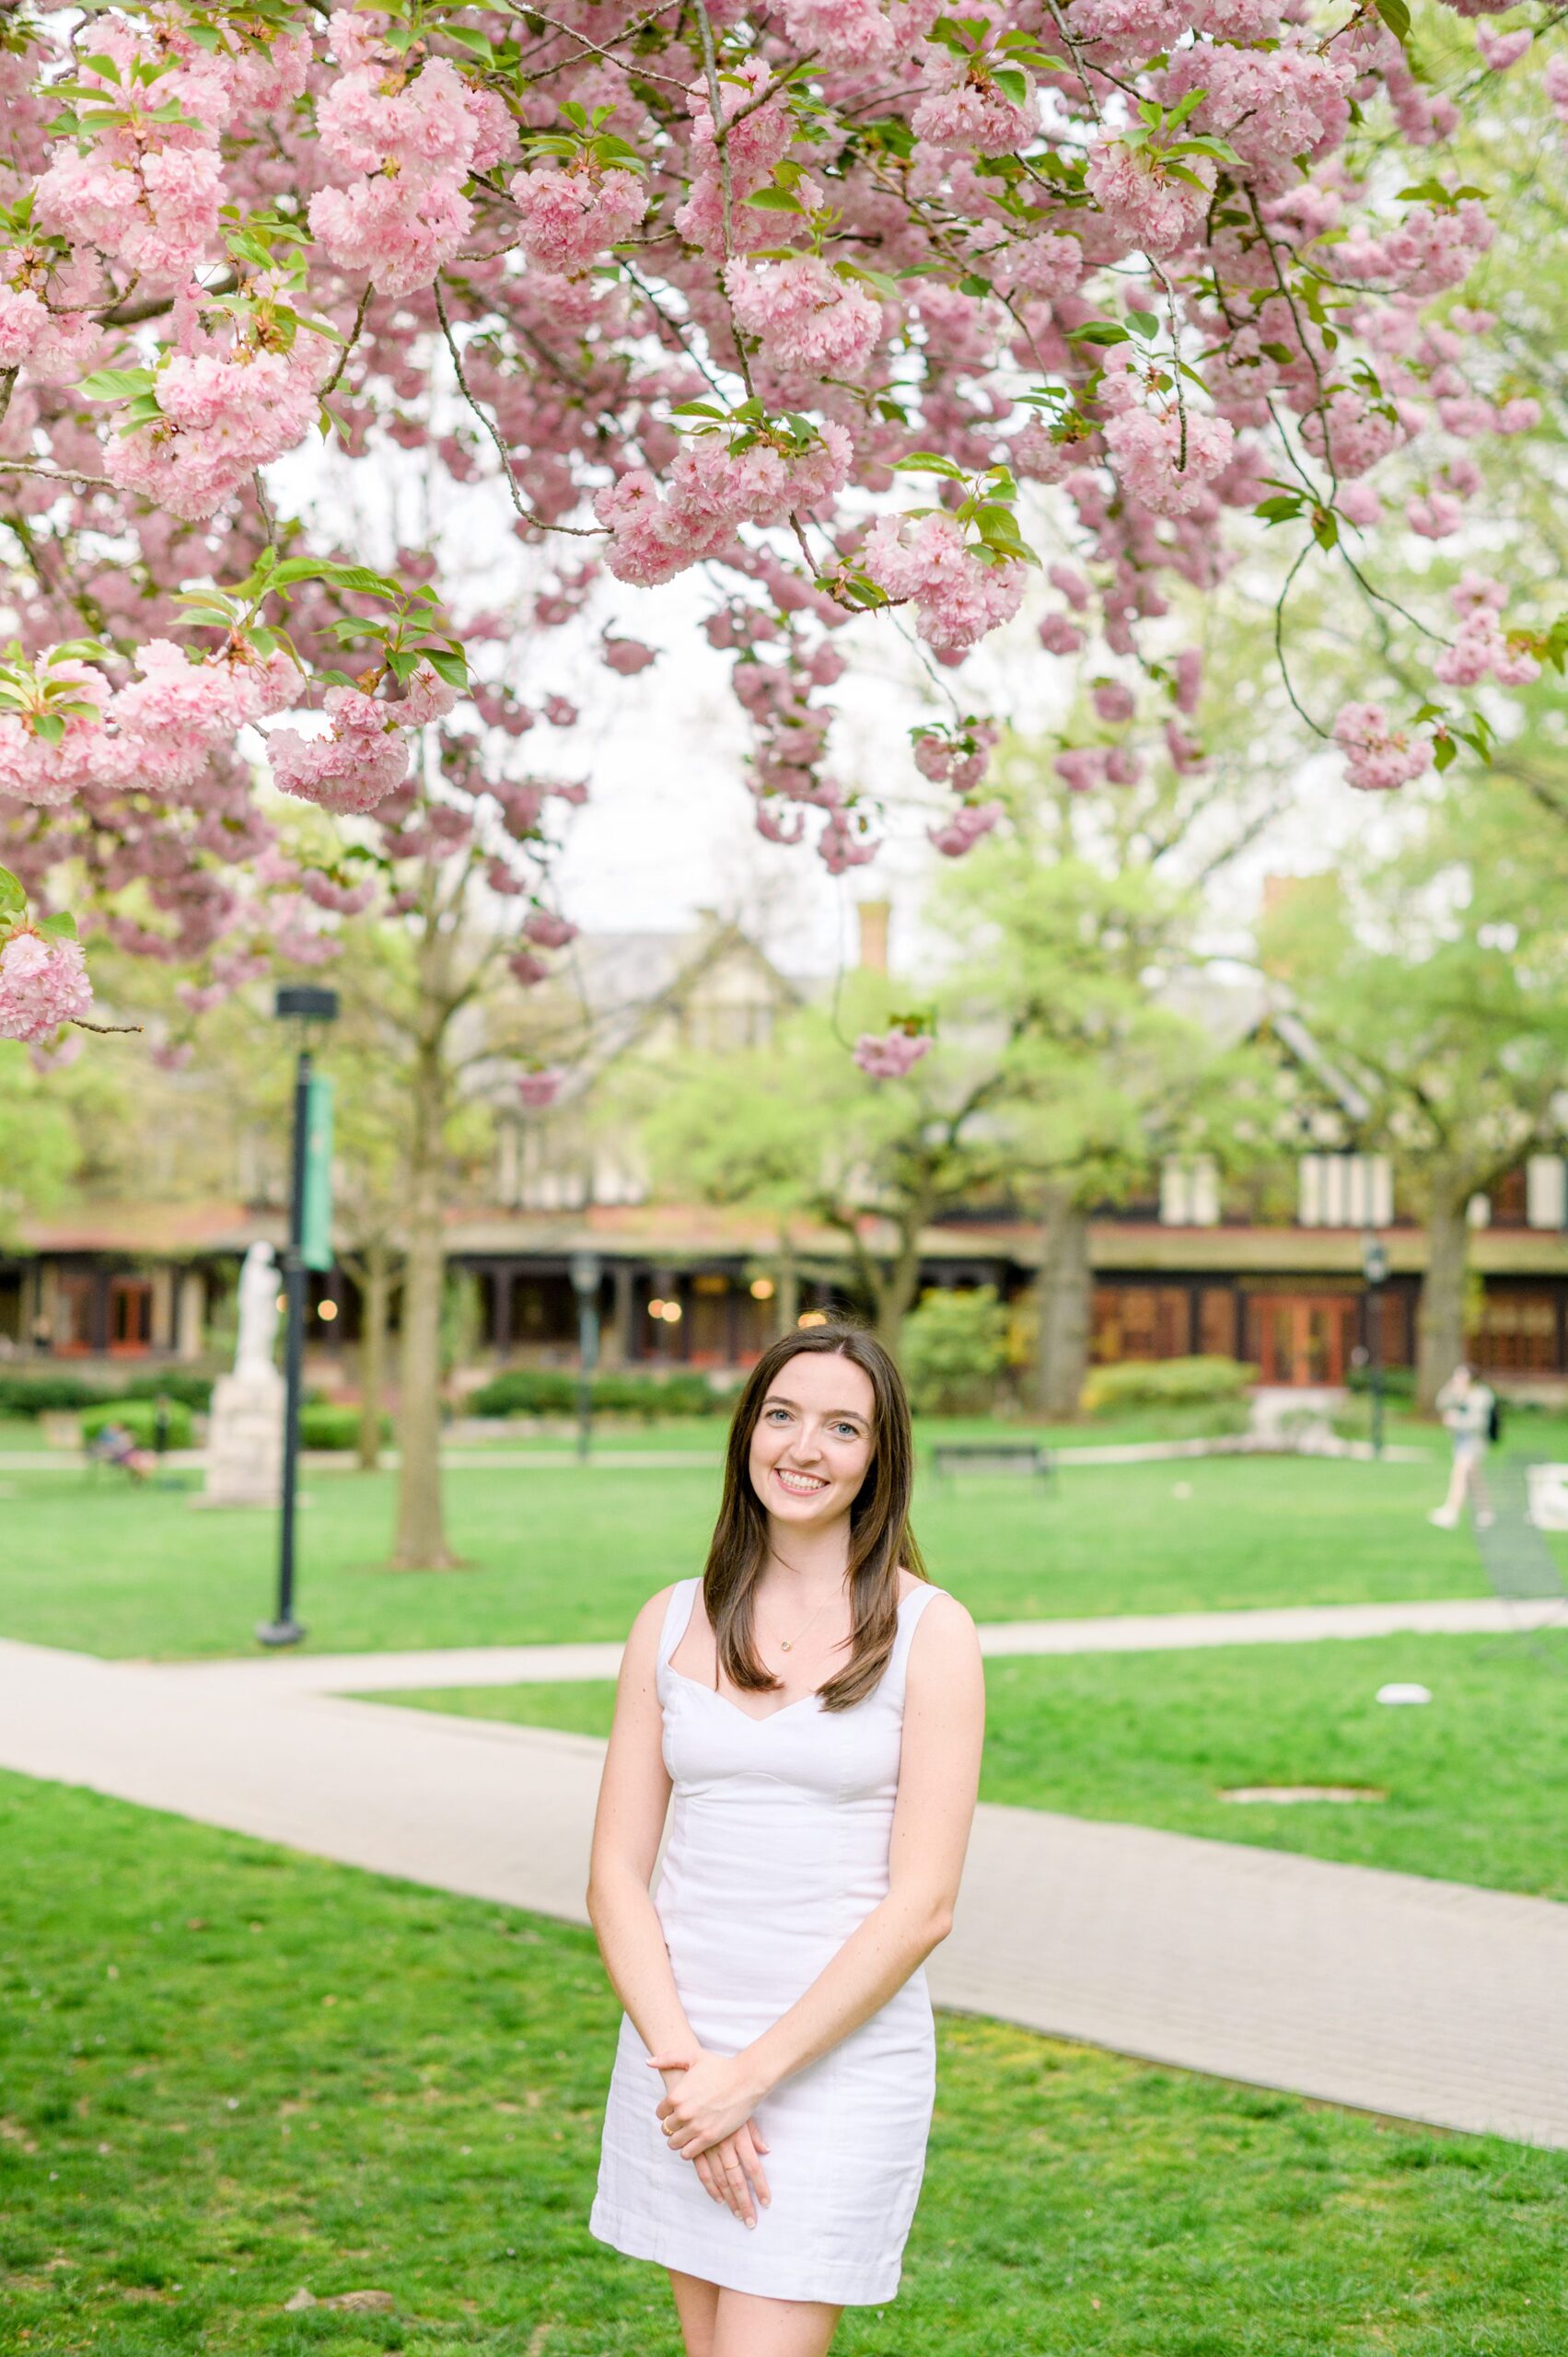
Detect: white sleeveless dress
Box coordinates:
(589, 1575, 944, 2306)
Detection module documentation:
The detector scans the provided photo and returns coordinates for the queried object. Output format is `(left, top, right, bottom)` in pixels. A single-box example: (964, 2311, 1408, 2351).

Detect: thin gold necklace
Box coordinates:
(760, 1567, 841, 1653)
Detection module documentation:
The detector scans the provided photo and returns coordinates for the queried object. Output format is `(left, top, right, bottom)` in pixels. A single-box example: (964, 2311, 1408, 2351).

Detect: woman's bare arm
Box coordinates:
(587, 1586, 774, 2223)
(656, 1591, 985, 2156)
(585, 1585, 694, 2059)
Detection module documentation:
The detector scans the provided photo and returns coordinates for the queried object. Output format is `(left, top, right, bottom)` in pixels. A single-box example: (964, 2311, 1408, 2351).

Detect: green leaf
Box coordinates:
(32, 713, 65, 746)
(747, 187, 806, 212)
(1125, 308, 1159, 340)
(423, 646, 469, 689)
(0, 867, 27, 917)
(80, 367, 157, 401)
(1374, 0, 1410, 36)
(39, 909, 77, 939)
(992, 67, 1028, 106)
(1433, 733, 1457, 772)
(1067, 320, 1130, 346)
(892, 450, 966, 477)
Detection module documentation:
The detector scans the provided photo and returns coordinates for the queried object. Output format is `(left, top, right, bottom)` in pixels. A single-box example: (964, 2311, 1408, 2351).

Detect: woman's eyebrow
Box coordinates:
(763, 1393, 867, 1424)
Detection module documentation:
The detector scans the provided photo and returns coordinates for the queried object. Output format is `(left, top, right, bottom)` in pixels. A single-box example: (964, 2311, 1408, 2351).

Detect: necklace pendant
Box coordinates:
(779, 1638, 793, 1651)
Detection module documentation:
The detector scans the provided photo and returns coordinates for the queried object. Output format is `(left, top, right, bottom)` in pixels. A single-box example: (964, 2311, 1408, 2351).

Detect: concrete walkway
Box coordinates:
(2, 1633, 1564, 2150)
(157, 1593, 1568, 1696)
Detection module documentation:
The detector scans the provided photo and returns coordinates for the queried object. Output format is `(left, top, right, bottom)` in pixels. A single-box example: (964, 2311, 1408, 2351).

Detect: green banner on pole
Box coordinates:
(300, 1072, 335, 1271)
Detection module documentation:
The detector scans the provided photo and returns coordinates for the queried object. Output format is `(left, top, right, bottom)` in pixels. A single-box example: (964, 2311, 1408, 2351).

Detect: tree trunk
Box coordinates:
(874, 1228, 925, 1360)
(773, 1232, 800, 1339)
(1033, 1186, 1091, 1419)
(357, 1238, 392, 1473)
(1417, 1190, 1470, 1415)
(391, 1038, 459, 1568)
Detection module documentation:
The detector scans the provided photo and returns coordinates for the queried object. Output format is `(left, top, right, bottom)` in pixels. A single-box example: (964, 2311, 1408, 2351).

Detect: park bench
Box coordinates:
(930, 1439, 1053, 1487)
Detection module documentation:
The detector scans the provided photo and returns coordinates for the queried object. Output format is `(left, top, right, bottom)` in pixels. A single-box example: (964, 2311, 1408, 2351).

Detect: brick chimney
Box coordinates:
(856, 899, 890, 974)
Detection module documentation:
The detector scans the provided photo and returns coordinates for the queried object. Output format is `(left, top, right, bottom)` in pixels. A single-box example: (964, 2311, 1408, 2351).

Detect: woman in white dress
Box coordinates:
(586, 1321, 985, 2357)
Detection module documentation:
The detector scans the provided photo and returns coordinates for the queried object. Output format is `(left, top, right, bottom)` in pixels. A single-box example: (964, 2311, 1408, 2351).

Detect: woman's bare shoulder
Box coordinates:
(622, 1580, 685, 1657)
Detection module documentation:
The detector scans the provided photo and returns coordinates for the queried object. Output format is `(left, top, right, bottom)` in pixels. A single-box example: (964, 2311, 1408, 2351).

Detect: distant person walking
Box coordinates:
(1428, 1363, 1496, 1529)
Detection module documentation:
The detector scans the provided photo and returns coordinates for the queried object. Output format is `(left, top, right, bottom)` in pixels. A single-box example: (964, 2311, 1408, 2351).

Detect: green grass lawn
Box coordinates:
(3, 1772, 1563, 2356)
(378, 1628, 1568, 1902)
(2, 1439, 1515, 1663)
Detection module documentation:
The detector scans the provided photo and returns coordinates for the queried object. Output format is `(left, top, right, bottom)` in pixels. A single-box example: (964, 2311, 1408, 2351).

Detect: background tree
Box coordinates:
(1260, 783, 1568, 1409)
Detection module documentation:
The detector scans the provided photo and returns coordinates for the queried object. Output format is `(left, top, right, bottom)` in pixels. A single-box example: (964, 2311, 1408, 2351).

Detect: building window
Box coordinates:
(1297, 1154, 1392, 1228)
(1159, 1155, 1219, 1227)
(1526, 1156, 1566, 1231)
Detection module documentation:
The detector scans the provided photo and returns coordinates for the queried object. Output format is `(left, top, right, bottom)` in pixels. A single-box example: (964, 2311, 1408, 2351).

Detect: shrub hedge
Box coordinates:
(1080, 1355, 1257, 1416)
(467, 1367, 730, 1419)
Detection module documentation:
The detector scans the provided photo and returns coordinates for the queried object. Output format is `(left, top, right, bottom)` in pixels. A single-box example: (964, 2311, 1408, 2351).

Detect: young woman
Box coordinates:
(586, 1321, 985, 2357)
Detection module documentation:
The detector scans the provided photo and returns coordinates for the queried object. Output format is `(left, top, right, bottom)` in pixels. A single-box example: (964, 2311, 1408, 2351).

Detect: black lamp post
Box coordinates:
(1361, 1230, 1389, 1460)
(571, 1248, 601, 1465)
(258, 983, 339, 1648)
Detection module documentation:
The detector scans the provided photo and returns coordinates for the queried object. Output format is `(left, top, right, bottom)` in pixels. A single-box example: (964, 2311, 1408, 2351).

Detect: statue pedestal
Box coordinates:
(192, 1367, 285, 1509)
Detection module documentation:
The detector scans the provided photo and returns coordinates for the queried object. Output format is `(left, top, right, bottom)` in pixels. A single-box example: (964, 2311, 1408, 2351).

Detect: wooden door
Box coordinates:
(1248, 1295, 1356, 1385)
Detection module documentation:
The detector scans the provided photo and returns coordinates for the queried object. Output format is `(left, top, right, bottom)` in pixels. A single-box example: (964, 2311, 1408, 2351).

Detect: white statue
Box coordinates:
(234, 1241, 281, 1383)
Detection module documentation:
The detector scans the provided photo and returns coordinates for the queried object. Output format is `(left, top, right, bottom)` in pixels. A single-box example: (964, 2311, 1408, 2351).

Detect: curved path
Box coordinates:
(1, 1625, 1564, 2152)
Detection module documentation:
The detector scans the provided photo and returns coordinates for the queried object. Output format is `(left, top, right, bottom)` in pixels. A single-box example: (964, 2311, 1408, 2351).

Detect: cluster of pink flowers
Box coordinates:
(854, 1028, 932, 1078)
(309, 34, 510, 296)
(724, 258, 882, 384)
(595, 424, 852, 586)
(517, 1066, 566, 1109)
(912, 57, 1039, 157)
(1432, 573, 1539, 689)
(0, 928, 93, 1045)
(33, 32, 226, 290)
(780, 0, 900, 68)
(1331, 703, 1433, 793)
(929, 801, 1004, 857)
(674, 60, 794, 253)
(1086, 141, 1214, 258)
(912, 718, 1000, 795)
(1102, 408, 1236, 517)
(267, 665, 456, 816)
(0, 642, 301, 807)
(510, 165, 647, 274)
(860, 516, 1025, 654)
(104, 333, 334, 524)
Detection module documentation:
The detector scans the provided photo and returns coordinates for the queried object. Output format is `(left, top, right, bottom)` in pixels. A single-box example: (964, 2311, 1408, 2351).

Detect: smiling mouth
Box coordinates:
(774, 1468, 829, 1495)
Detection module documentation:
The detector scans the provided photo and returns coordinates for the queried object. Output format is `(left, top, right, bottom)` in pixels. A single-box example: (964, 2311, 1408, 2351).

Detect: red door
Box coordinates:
(1248, 1296, 1355, 1385)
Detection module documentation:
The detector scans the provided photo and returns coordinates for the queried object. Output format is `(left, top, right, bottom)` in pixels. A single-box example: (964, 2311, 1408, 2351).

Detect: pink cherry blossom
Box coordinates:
(517, 1066, 567, 1108)
(266, 689, 412, 815)
(861, 515, 1026, 654)
(1331, 702, 1432, 792)
(1087, 140, 1214, 258)
(0, 928, 93, 1043)
(725, 257, 882, 381)
(929, 801, 1004, 856)
(521, 908, 578, 948)
(1103, 407, 1236, 517)
(854, 1029, 932, 1077)
(510, 166, 648, 274)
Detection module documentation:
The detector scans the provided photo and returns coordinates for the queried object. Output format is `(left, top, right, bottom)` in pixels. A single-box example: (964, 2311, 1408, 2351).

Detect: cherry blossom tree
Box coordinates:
(3, 0, 1563, 1070)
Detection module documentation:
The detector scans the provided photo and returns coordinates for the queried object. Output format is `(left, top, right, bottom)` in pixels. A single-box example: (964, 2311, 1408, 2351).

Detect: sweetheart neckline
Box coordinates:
(661, 1584, 923, 1726)
(663, 1666, 822, 1727)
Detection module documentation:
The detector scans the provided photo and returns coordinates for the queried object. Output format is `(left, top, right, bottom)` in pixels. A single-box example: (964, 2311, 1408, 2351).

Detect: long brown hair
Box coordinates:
(701, 1321, 928, 1713)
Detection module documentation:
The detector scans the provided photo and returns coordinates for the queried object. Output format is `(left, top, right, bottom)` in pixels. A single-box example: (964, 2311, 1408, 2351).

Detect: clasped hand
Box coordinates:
(645, 2047, 772, 2226)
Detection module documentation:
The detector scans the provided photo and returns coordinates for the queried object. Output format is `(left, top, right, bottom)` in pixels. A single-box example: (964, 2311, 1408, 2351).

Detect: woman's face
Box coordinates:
(748, 1350, 877, 1533)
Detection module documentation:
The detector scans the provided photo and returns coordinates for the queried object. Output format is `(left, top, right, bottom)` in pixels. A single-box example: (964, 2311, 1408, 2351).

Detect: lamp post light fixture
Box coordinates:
(571, 1248, 601, 1465)
(257, 982, 339, 1648)
(1361, 1230, 1389, 1461)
